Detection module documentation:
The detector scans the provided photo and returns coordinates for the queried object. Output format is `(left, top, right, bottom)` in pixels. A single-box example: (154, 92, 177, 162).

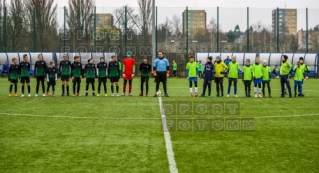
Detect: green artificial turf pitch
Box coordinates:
(0, 77, 319, 173)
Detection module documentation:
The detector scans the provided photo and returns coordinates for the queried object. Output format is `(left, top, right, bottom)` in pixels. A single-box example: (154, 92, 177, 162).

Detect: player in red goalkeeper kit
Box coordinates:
(122, 51, 136, 96)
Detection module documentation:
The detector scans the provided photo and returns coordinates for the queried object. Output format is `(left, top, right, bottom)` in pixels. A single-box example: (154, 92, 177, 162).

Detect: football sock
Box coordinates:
(41, 81, 45, 93)
(98, 82, 101, 93)
(66, 85, 69, 94)
(220, 83, 224, 96)
(77, 83, 80, 93)
(103, 82, 107, 93)
(123, 85, 126, 94)
(62, 85, 65, 94)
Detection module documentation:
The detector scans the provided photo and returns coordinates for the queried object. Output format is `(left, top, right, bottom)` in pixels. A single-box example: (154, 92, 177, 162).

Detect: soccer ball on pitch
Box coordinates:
(156, 90, 162, 97)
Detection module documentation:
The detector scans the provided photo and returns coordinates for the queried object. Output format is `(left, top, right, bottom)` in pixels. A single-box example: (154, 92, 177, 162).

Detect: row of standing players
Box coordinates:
(7, 51, 170, 97)
(6, 52, 308, 98)
(187, 54, 309, 98)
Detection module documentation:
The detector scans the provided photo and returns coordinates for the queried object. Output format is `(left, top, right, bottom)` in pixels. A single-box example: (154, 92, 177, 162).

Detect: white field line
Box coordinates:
(253, 114, 319, 119)
(1, 112, 319, 120)
(0, 112, 161, 120)
(158, 96, 178, 173)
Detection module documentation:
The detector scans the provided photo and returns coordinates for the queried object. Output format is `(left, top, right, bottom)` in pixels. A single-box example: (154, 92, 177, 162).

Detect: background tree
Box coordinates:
(0, 0, 6, 51)
(207, 17, 217, 51)
(114, 6, 138, 32)
(309, 28, 319, 52)
(170, 14, 182, 41)
(67, 0, 95, 51)
(138, 0, 151, 35)
(226, 30, 235, 43)
(157, 17, 171, 52)
(25, 0, 58, 51)
(6, 0, 29, 51)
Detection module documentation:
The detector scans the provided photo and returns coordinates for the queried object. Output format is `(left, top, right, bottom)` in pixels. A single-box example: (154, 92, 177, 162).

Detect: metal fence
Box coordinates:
(1, 6, 319, 57)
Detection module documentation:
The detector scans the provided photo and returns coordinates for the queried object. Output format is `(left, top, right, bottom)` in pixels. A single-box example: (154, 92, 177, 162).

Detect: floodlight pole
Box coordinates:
(152, 0, 156, 64)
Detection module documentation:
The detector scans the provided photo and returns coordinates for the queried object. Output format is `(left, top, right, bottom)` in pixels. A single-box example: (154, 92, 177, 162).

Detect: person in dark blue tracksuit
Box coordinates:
(200, 56, 214, 97)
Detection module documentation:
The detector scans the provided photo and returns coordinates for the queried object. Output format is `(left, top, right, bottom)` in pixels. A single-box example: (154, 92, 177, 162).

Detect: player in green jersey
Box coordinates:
(71, 56, 83, 96)
(59, 54, 71, 96)
(46, 61, 58, 97)
(8, 58, 19, 97)
(186, 56, 199, 97)
(34, 54, 47, 97)
(280, 55, 292, 97)
(109, 56, 121, 96)
(97, 57, 108, 96)
(226, 56, 240, 98)
(84, 58, 96, 96)
(262, 60, 271, 97)
(299, 57, 310, 79)
(214, 56, 228, 97)
(139, 57, 152, 97)
(242, 59, 253, 97)
(294, 61, 306, 97)
(19, 54, 31, 97)
(172, 60, 177, 78)
(252, 56, 263, 98)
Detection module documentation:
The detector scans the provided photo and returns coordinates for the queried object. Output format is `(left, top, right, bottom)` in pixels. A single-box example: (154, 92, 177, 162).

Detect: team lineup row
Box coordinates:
(6, 51, 308, 98)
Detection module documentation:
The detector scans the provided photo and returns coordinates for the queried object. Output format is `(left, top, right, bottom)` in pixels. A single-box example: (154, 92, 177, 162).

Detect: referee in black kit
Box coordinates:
(153, 51, 170, 97)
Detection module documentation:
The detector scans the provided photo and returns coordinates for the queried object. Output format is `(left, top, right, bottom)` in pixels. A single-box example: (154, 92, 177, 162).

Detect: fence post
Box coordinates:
(217, 6, 219, 52)
(247, 7, 249, 52)
(156, 6, 158, 55)
(124, 6, 127, 53)
(186, 6, 188, 57)
(63, 6, 66, 52)
(276, 7, 279, 52)
(94, 6, 96, 49)
(33, 6, 36, 52)
(306, 8, 308, 53)
(3, 6, 7, 52)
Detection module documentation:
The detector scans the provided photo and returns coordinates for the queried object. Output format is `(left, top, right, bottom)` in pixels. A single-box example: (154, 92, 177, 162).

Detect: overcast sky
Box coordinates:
(55, 0, 319, 32)
(56, 0, 319, 8)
